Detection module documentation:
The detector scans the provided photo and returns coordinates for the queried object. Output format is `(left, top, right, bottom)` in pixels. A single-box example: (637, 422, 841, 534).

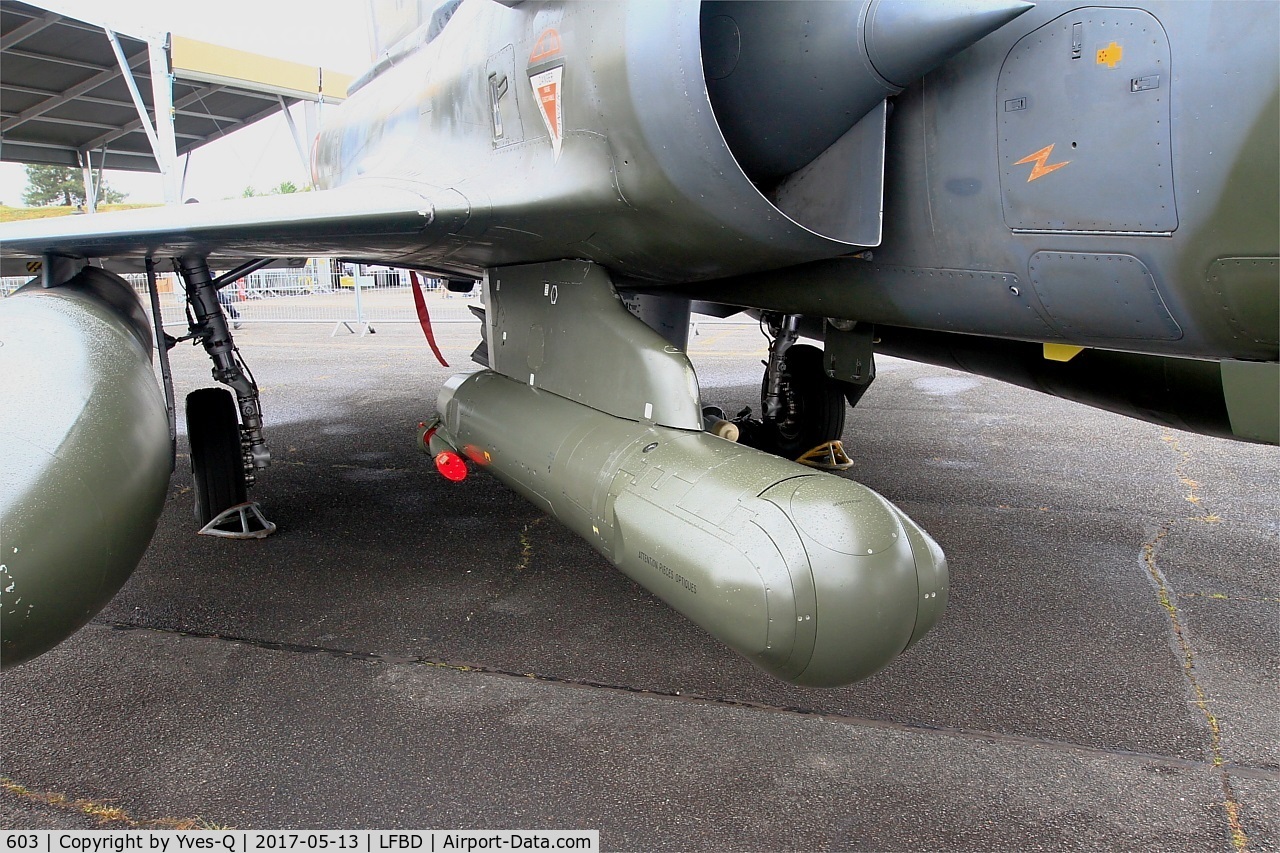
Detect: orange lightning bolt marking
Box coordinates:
(1015, 144, 1071, 182)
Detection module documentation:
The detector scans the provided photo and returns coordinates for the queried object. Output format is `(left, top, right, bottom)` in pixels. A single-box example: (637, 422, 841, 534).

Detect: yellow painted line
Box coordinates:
(690, 328, 735, 349)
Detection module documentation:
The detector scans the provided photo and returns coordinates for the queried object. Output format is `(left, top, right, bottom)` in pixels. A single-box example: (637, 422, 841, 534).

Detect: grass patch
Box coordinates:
(1, 776, 226, 829)
(0, 203, 160, 223)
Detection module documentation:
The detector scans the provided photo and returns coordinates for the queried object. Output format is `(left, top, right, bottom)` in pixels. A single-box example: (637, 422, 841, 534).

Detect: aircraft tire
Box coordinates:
(763, 343, 846, 459)
(186, 387, 247, 527)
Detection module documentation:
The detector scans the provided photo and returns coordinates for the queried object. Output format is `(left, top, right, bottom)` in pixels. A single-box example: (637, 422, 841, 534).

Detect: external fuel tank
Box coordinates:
(0, 268, 171, 668)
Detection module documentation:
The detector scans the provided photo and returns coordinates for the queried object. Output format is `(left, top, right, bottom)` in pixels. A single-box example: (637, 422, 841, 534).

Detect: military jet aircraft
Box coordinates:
(1, 0, 1276, 686)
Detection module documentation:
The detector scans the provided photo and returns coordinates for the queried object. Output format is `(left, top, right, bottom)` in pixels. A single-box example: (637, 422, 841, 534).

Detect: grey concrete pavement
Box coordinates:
(2, 321, 1276, 851)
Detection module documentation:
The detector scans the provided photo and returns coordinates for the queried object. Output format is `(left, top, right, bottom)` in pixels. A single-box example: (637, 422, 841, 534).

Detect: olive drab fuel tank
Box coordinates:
(0, 268, 171, 668)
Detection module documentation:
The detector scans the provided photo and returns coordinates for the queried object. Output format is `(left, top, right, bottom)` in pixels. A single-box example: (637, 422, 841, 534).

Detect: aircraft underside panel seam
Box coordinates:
(1029, 251, 1183, 341)
(997, 8, 1177, 233)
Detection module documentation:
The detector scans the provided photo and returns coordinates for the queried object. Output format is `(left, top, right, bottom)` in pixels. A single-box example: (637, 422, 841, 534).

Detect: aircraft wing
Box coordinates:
(0, 183, 469, 276)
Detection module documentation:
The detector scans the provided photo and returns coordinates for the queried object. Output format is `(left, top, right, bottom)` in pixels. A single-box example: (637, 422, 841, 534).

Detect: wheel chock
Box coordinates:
(197, 501, 278, 539)
(796, 440, 854, 471)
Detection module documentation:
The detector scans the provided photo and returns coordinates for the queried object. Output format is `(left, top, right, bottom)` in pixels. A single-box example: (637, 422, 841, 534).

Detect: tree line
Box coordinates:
(16, 164, 309, 208)
(20, 164, 125, 207)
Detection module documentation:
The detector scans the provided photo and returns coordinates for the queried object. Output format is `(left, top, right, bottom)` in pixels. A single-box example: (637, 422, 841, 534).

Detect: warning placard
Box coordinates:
(529, 65, 564, 161)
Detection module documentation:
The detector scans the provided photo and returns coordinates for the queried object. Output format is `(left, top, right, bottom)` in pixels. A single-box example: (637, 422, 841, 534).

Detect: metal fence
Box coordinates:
(0, 264, 759, 341)
(0, 264, 484, 335)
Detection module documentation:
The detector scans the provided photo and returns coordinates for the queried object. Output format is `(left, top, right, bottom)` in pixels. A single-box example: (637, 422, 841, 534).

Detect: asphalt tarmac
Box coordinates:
(2, 317, 1277, 851)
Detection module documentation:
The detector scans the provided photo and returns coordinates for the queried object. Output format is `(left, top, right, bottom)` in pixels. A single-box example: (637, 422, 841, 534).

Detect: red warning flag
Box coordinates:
(410, 271, 449, 368)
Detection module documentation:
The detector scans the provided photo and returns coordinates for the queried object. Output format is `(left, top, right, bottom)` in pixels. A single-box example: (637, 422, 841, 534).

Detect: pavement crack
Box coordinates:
(1178, 591, 1280, 606)
(89, 619, 1280, 785)
(515, 516, 546, 573)
(1143, 433, 1250, 852)
(0, 777, 224, 829)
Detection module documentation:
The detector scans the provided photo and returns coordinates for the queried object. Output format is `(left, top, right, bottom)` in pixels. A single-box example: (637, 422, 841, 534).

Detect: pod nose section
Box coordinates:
(900, 509, 949, 650)
(761, 476, 949, 687)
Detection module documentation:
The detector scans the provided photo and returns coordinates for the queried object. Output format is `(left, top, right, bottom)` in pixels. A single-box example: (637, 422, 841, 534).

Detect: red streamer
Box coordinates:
(410, 271, 449, 368)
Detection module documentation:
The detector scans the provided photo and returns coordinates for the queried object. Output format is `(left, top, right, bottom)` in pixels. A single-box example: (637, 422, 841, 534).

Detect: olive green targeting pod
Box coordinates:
(435, 369, 946, 687)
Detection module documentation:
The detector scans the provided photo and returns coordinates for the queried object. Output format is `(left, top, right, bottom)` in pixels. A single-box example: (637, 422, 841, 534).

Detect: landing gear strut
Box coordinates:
(735, 313, 847, 462)
(761, 341, 847, 459)
(174, 255, 275, 536)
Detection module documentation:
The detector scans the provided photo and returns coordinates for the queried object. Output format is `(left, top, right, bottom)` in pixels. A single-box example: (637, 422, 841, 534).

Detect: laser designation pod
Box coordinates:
(436, 370, 947, 687)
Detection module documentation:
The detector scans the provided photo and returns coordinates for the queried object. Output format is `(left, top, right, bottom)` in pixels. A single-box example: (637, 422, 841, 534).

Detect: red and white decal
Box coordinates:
(530, 65, 564, 162)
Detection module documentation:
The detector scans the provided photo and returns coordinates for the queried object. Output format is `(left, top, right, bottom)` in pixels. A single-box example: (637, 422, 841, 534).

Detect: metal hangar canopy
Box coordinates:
(0, 0, 353, 201)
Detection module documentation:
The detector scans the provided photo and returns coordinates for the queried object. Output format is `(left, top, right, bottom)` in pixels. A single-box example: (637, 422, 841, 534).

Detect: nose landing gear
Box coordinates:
(731, 313, 857, 466)
(760, 341, 847, 460)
